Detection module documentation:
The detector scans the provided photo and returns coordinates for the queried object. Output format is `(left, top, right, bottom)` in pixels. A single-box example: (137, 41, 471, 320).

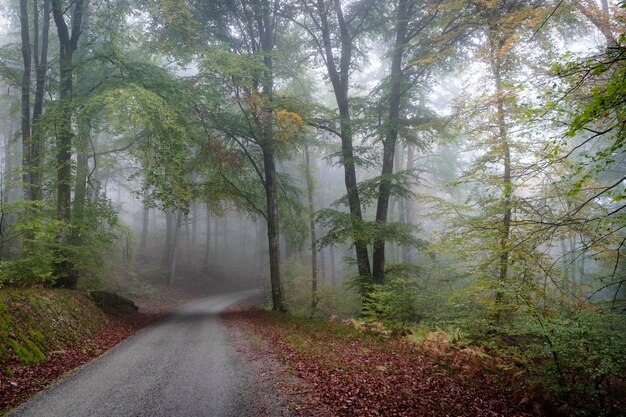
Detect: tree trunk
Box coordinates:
(372, 0, 409, 283)
(402, 143, 416, 263)
(316, 0, 371, 281)
(51, 0, 85, 224)
(191, 201, 198, 267)
(304, 144, 318, 313)
(50, 0, 85, 288)
(214, 215, 218, 258)
(73, 149, 88, 222)
(259, 0, 285, 312)
(139, 190, 149, 255)
(320, 245, 327, 281)
(167, 210, 182, 285)
(31, 0, 50, 201)
(164, 208, 173, 267)
(490, 31, 512, 307)
(204, 205, 211, 271)
(330, 244, 337, 283)
(184, 213, 191, 265)
(19, 0, 32, 201)
(223, 213, 228, 253)
(264, 145, 285, 311)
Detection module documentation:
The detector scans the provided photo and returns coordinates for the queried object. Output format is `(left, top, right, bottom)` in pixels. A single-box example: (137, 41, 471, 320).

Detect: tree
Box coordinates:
(371, 0, 469, 282)
(50, 0, 85, 223)
(297, 0, 378, 281)
(19, 0, 51, 202)
(161, 0, 298, 311)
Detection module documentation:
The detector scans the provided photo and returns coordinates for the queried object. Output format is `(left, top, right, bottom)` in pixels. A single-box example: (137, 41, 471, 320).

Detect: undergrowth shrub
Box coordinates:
(280, 258, 361, 318)
(0, 197, 123, 288)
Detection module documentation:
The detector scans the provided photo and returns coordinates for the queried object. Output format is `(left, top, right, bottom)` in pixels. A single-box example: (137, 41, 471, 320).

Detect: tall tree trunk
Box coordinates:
(139, 190, 149, 255)
(490, 31, 512, 306)
(204, 205, 211, 271)
(72, 122, 89, 231)
(51, 0, 85, 224)
(20, 0, 32, 201)
(30, 0, 50, 201)
(320, 245, 327, 281)
(263, 146, 285, 311)
(191, 201, 198, 267)
(330, 244, 337, 283)
(214, 215, 218, 259)
(50, 0, 85, 288)
(316, 0, 371, 281)
(164, 209, 173, 267)
(304, 144, 318, 313)
(259, 0, 285, 312)
(372, 0, 409, 283)
(402, 143, 416, 263)
(184, 213, 191, 265)
(223, 213, 228, 253)
(167, 210, 182, 285)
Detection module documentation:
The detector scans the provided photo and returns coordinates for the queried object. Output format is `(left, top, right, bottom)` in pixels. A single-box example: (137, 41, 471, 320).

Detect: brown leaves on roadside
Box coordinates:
(230, 310, 537, 417)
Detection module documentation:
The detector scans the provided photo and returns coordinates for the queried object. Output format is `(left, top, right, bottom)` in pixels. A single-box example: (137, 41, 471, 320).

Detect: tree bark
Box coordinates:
(167, 210, 182, 285)
(139, 189, 149, 255)
(372, 0, 409, 283)
(259, 0, 285, 312)
(330, 244, 337, 283)
(316, 0, 371, 280)
(490, 29, 512, 306)
(204, 205, 211, 271)
(304, 144, 318, 313)
(263, 146, 285, 311)
(51, 0, 85, 223)
(30, 0, 50, 201)
(164, 208, 173, 267)
(402, 143, 416, 263)
(191, 201, 198, 267)
(73, 144, 88, 225)
(20, 0, 32, 201)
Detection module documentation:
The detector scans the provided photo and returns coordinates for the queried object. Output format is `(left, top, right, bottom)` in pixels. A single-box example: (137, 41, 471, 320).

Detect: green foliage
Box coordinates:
(316, 208, 424, 249)
(0, 196, 124, 288)
(69, 197, 124, 287)
(532, 311, 626, 415)
(552, 40, 626, 203)
(0, 201, 63, 286)
(362, 266, 422, 327)
(280, 258, 361, 319)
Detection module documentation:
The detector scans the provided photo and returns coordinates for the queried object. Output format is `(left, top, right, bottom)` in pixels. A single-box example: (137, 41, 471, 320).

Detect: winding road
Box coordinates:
(9, 290, 261, 417)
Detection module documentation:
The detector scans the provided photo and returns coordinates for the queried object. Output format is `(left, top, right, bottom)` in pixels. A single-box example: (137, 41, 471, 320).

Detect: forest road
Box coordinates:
(8, 289, 261, 417)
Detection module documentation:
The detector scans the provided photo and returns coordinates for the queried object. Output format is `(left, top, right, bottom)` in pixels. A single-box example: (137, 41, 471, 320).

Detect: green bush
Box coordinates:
(362, 264, 421, 327)
(535, 311, 626, 415)
(0, 197, 122, 288)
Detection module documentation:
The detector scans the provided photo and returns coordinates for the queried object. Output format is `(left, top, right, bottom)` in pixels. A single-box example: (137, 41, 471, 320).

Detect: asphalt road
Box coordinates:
(9, 290, 260, 417)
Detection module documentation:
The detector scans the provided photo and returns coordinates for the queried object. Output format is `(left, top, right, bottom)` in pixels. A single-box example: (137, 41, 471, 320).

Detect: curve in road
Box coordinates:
(9, 290, 261, 417)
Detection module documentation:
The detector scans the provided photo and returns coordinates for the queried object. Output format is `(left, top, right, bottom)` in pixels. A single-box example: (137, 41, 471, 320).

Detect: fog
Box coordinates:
(0, 0, 622, 318)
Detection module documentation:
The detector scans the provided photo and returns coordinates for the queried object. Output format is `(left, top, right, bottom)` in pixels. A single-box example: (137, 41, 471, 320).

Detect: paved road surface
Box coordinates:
(9, 290, 260, 417)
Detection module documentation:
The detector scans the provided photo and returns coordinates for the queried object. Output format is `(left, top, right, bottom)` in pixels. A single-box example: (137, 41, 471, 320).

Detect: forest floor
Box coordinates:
(0, 285, 205, 415)
(223, 306, 545, 417)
